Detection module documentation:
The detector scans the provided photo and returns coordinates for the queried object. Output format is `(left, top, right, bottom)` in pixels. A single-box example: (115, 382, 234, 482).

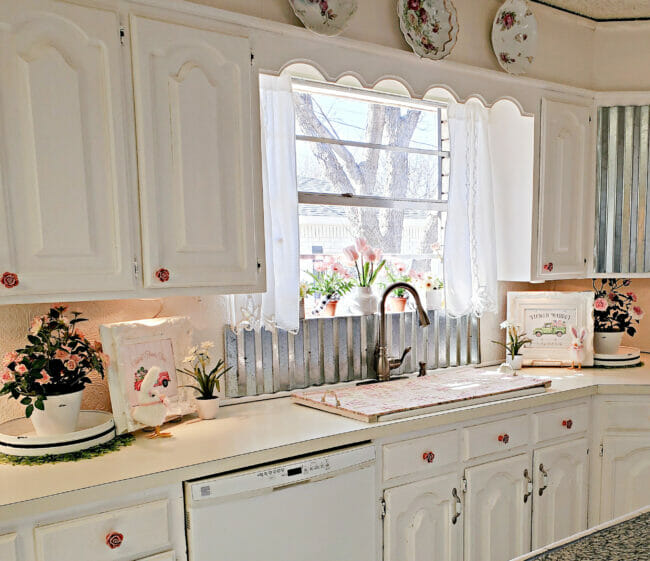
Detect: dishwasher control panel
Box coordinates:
(189, 445, 375, 502)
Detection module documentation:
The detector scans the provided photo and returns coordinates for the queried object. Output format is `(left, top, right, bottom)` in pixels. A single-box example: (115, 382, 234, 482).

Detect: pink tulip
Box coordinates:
(343, 246, 359, 262)
(363, 247, 378, 262)
(355, 238, 368, 252)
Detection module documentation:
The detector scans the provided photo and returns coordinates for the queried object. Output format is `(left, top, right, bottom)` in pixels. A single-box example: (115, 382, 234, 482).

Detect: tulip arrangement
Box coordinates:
(343, 238, 386, 288)
(593, 279, 644, 336)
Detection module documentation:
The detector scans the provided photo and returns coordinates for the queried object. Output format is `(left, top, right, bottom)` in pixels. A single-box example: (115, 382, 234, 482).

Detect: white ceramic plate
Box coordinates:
(0, 410, 115, 457)
(593, 346, 642, 367)
(288, 0, 358, 37)
(491, 0, 538, 75)
(397, 0, 459, 61)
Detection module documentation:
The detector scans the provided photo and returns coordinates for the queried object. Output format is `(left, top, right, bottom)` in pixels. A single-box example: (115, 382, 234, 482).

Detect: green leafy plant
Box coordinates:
(178, 342, 231, 400)
(492, 321, 532, 359)
(306, 264, 353, 299)
(0, 307, 107, 417)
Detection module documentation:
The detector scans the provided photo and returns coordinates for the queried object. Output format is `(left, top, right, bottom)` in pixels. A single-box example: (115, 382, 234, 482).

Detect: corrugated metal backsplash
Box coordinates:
(596, 105, 650, 273)
(224, 311, 480, 398)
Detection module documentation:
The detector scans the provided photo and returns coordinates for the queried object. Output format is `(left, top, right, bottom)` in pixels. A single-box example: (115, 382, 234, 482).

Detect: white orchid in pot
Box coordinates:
(492, 321, 532, 371)
(0, 306, 108, 436)
(178, 342, 231, 420)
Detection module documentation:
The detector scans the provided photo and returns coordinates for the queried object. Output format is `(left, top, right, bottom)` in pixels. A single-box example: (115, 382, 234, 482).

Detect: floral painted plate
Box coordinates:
(491, 0, 538, 75)
(288, 0, 358, 37)
(397, 0, 459, 61)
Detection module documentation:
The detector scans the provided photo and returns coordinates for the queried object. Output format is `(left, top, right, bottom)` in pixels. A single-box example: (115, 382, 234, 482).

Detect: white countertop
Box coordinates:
(2, 365, 650, 517)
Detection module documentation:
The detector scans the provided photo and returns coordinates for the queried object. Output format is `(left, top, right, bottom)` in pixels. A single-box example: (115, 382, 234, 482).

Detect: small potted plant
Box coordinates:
(492, 321, 532, 371)
(343, 238, 385, 315)
(0, 306, 108, 435)
(593, 279, 644, 354)
(418, 274, 444, 309)
(306, 259, 353, 317)
(385, 262, 412, 312)
(178, 342, 231, 420)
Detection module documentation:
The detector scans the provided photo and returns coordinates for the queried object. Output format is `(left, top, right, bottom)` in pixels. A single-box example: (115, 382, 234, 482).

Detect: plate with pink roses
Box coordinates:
(491, 0, 538, 75)
(397, 0, 459, 61)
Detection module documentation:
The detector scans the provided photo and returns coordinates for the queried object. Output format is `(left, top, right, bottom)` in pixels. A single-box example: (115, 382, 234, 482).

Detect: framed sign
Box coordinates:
(507, 292, 594, 367)
(100, 316, 195, 434)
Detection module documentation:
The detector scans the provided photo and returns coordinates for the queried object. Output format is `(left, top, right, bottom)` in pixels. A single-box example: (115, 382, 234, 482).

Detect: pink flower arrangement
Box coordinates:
(343, 238, 386, 288)
(593, 279, 643, 336)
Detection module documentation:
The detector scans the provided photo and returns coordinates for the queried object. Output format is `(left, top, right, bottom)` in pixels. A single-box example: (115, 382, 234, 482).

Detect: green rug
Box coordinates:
(0, 433, 135, 466)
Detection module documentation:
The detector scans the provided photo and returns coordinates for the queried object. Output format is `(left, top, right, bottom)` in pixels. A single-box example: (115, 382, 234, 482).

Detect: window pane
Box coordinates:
(294, 90, 443, 150)
(299, 203, 445, 279)
(296, 141, 447, 201)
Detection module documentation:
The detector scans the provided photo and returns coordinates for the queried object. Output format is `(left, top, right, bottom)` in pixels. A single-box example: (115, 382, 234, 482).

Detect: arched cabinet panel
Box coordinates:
(130, 15, 264, 291)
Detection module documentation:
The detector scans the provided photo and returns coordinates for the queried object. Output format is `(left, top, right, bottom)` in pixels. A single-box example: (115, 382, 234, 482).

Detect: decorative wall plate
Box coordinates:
(397, 0, 459, 60)
(288, 0, 358, 37)
(491, 0, 538, 75)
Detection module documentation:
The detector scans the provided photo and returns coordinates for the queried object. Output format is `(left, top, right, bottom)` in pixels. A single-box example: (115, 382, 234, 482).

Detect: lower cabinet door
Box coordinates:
(0, 533, 17, 561)
(532, 439, 589, 549)
(464, 454, 531, 561)
(384, 473, 462, 561)
(601, 435, 650, 521)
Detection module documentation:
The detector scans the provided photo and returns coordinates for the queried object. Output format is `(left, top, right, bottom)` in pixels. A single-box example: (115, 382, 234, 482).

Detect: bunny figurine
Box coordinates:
(132, 366, 172, 439)
(569, 327, 587, 370)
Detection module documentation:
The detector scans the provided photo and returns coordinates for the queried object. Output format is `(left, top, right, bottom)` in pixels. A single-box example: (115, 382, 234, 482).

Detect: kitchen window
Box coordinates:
(293, 80, 449, 315)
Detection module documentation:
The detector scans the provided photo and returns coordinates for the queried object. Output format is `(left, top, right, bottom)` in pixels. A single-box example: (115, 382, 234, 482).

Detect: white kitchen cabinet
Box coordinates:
(0, 533, 17, 561)
(532, 439, 589, 549)
(0, 0, 137, 300)
(463, 454, 531, 561)
(600, 435, 650, 520)
(383, 473, 462, 561)
(537, 97, 594, 279)
(130, 14, 264, 292)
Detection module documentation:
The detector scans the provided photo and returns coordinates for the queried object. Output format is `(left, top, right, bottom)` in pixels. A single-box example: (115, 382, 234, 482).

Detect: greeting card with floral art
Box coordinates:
(507, 292, 594, 367)
(100, 317, 195, 434)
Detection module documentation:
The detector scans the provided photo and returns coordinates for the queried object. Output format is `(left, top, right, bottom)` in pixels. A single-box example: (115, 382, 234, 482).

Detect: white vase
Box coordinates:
(348, 287, 378, 315)
(426, 290, 443, 310)
(594, 331, 624, 355)
(196, 398, 220, 420)
(506, 354, 524, 371)
(30, 390, 83, 436)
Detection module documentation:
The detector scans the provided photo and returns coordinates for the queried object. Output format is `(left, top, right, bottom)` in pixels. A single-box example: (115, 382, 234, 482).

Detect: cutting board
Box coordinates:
(292, 369, 551, 422)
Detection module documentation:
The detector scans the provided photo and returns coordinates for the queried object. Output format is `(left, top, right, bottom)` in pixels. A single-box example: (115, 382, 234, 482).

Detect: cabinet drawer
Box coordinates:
(35, 500, 170, 561)
(533, 403, 588, 442)
(383, 430, 458, 481)
(463, 415, 528, 460)
(0, 533, 17, 561)
(602, 401, 650, 431)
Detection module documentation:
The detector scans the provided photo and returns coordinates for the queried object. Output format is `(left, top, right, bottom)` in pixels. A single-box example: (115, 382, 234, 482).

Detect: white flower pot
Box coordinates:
(506, 354, 524, 371)
(348, 287, 378, 315)
(196, 397, 220, 420)
(426, 290, 443, 310)
(594, 331, 624, 355)
(30, 390, 83, 436)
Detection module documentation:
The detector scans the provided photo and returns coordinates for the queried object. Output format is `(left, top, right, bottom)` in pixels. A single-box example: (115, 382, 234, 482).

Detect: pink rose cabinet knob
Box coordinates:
(422, 451, 435, 463)
(105, 531, 124, 549)
(1, 272, 19, 288)
(155, 268, 170, 283)
(498, 433, 510, 444)
(543, 262, 554, 273)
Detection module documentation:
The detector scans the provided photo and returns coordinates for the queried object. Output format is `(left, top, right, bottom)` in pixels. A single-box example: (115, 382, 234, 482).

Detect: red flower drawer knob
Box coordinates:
(498, 434, 510, 444)
(422, 451, 436, 463)
(155, 268, 170, 283)
(1, 272, 19, 288)
(562, 419, 573, 429)
(106, 532, 124, 549)
(543, 262, 554, 273)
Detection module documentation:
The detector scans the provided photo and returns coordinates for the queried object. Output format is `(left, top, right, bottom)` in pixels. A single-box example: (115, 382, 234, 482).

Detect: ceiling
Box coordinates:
(532, 0, 650, 20)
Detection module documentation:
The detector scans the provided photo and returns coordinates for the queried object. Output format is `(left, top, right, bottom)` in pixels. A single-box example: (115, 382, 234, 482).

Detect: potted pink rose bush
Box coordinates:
(343, 238, 386, 315)
(0, 306, 108, 435)
(593, 279, 644, 354)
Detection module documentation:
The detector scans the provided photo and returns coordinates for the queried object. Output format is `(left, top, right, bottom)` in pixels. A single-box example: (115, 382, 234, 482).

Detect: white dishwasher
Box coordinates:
(185, 444, 377, 561)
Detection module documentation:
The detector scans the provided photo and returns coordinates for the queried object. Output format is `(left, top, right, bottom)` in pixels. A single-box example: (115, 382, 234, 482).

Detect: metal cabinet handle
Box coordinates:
(451, 488, 462, 524)
(538, 463, 549, 496)
(523, 469, 533, 503)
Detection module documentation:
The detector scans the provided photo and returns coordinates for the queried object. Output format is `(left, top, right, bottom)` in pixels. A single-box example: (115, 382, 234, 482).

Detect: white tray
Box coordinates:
(0, 411, 115, 457)
(593, 346, 641, 367)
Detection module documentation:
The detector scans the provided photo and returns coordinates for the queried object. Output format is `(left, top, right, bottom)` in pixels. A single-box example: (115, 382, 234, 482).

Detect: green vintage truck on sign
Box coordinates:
(533, 322, 567, 337)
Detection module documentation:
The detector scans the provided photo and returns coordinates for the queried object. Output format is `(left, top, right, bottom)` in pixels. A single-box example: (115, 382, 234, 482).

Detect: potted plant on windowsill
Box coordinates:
(492, 321, 532, 371)
(0, 306, 108, 436)
(343, 238, 385, 316)
(306, 259, 353, 317)
(417, 274, 444, 309)
(178, 342, 231, 420)
(385, 262, 413, 312)
(593, 279, 644, 354)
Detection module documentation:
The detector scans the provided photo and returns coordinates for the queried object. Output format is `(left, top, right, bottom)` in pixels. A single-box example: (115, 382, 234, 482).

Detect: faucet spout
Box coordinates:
(376, 282, 431, 382)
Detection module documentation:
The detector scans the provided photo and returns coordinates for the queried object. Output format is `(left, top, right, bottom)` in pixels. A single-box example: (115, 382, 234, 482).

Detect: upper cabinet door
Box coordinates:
(130, 15, 264, 291)
(0, 1, 136, 298)
(537, 98, 594, 279)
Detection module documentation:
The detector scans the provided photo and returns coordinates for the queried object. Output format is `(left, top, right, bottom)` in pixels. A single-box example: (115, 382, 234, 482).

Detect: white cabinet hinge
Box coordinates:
(250, 51, 255, 66)
(380, 498, 386, 519)
(461, 477, 467, 493)
(133, 259, 139, 278)
(600, 444, 604, 457)
(119, 25, 126, 45)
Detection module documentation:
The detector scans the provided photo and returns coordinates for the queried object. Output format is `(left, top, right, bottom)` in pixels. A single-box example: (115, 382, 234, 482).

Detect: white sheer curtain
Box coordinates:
(444, 99, 498, 317)
(227, 74, 300, 332)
